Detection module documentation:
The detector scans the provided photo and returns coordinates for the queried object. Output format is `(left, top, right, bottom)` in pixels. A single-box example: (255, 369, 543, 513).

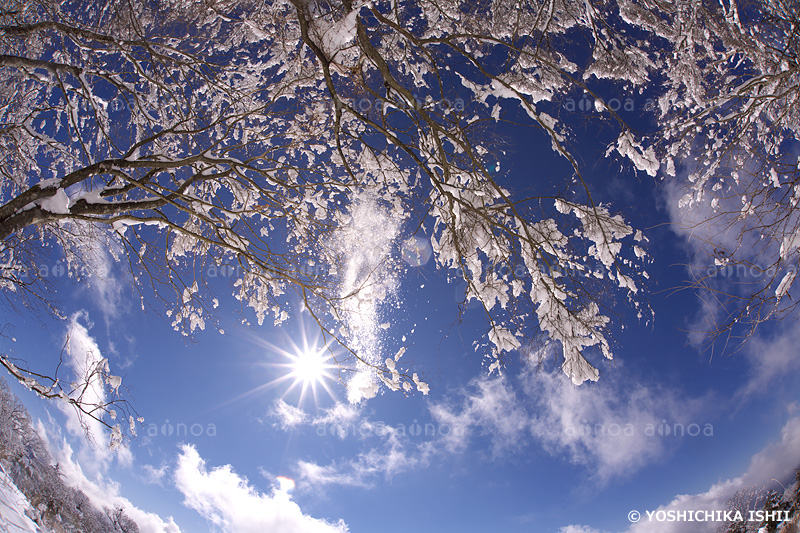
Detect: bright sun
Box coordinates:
(215, 324, 337, 410)
(279, 341, 336, 405)
(290, 348, 330, 385)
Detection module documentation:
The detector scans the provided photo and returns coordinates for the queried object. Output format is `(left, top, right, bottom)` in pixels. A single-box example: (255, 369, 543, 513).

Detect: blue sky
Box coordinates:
(3, 105, 800, 533)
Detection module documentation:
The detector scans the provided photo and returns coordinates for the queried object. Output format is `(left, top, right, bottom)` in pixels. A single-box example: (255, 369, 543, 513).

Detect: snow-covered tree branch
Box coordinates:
(607, 0, 800, 352)
(0, 0, 667, 438)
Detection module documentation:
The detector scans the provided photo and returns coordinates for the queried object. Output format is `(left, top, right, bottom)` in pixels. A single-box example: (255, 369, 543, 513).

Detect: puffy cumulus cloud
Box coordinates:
(626, 415, 800, 533)
(36, 420, 181, 533)
(174, 444, 348, 533)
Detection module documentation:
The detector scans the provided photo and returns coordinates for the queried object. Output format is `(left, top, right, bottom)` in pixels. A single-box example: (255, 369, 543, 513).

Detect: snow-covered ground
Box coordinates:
(0, 465, 44, 533)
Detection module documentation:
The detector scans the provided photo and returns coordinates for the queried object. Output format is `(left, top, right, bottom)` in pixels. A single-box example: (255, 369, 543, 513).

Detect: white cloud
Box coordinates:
(661, 167, 800, 353)
(295, 378, 534, 490)
(298, 426, 420, 490)
(293, 362, 705, 490)
(560, 526, 609, 533)
(269, 399, 310, 430)
(62, 313, 107, 444)
(738, 320, 800, 398)
(85, 245, 124, 323)
(626, 415, 800, 533)
(661, 179, 741, 347)
(296, 461, 371, 489)
(142, 463, 169, 486)
(37, 420, 181, 533)
(59, 312, 131, 471)
(270, 400, 366, 440)
(428, 376, 528, 456)
(738, 415, 800, 486)
(75, 223, 125, 323)
(425, 360, 706, 485)
(523, 365, 706, 484)
(174, 444, 348, 533)
(311, 402, 366, 440)
(312, 402, 361, 429)
(273, 395, 433, 490)
(62, 222, 126, 326)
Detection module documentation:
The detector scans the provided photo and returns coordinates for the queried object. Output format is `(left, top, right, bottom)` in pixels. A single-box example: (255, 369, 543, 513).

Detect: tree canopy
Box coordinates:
(1, 0, 798, 440)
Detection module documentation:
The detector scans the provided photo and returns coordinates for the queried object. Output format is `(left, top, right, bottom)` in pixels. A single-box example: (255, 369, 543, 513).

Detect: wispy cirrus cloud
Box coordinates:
(268, 400, 421, 489)
(425, 357, 709, 485)
(427, 375, 528, 456)
(272, 356, 707, 489)
(269, 398, 310, 430)
(521, 364, 708, 484)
